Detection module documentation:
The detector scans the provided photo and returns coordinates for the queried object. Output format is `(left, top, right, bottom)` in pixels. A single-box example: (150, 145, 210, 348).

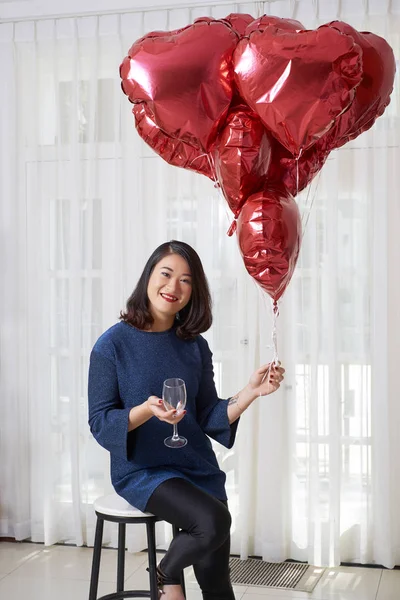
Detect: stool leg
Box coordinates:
(89, 516, 104, 600)
(172, 525, 186, 598)
(117, 522, 126, 593)
(146, 520, 159, 600)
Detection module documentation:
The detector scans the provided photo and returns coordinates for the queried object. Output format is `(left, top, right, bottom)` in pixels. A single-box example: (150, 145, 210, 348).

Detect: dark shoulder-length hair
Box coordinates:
(120, 240, 212, 340)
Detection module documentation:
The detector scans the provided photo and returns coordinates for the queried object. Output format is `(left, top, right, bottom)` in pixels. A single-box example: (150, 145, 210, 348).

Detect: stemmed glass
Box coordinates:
(163, 378, 187, 448)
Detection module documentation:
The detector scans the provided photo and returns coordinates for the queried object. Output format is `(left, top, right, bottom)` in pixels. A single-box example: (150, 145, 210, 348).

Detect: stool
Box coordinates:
(89, 493, 186, 600)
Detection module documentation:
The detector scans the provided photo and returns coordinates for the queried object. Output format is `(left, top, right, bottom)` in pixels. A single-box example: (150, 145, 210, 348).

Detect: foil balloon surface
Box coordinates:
(214, 106, 272, 216)
(267, 136, 331, 196)
(265, 20, 396, 192)
(120, 19, 238, 152)
(133, 104, 213, 178)
(234, 24, 363, 156)
(222, 13, 255, 36)
(237, 188, 301, 302)
(245, 14, 305, 33)
(321, 20, 396, 149)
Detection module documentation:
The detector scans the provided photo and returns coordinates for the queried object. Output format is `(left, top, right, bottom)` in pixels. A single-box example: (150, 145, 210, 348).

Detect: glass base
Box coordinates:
(164, 435, 187, 448)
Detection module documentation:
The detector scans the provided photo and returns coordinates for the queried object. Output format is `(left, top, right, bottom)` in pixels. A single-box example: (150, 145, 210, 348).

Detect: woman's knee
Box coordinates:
(195, 503, 232, 550)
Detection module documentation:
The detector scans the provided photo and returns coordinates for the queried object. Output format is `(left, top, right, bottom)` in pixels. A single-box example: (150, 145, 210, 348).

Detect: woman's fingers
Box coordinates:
(147, 395, 163, 407)
(257, 363, 285, 375)
(159, 409, 187, 424)
(270, 366, 285, 378)
(257, 363, 271, 375)
(269, 380, 281, 390)
(147, 398, 187, 424)
(271, 372, 284, 382)
(272, 376, 284, 384)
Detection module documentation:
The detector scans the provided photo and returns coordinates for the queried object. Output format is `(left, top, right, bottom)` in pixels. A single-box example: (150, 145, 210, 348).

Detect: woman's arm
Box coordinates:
(227, 387, 257, 424)
(227, 363, 285, 424)
(88, 349, 132, 459)
(89, 349, 187, 451)
(128, 403, 153, 432)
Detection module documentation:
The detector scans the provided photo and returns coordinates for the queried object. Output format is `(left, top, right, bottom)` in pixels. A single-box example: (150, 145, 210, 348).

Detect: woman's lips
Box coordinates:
(160, 293, 178, 303)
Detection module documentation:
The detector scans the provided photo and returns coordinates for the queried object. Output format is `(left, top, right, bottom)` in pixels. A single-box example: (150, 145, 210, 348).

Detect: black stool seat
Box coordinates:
(88, 493, 185, 600)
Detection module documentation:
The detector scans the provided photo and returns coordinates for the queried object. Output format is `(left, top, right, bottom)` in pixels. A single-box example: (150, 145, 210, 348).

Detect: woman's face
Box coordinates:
(147, 253, 192, 322)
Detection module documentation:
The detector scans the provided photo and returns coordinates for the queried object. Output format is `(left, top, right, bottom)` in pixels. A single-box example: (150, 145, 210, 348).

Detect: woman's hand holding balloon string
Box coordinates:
(227, 363, 285, 424)
(250, 362, 285, 396)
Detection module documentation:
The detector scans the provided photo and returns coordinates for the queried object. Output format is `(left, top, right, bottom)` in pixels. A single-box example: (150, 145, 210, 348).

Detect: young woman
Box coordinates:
(88, 240, 285, 600)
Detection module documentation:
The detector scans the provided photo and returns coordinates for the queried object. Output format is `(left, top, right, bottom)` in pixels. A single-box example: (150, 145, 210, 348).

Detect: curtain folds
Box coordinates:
(0, 0, 399, 567)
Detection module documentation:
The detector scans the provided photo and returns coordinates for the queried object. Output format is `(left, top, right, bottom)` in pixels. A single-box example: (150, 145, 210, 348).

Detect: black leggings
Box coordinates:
(146, 478, 234, 600)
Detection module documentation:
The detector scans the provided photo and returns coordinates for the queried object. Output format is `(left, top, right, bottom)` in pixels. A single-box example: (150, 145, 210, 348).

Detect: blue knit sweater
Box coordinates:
(88, 322, 239, 511)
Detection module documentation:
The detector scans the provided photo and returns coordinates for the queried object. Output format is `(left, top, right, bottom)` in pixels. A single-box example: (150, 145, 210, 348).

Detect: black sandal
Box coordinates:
(156, 566, 167, 594)
(146, 565, 180, 593)
(146, 566, 168, 594)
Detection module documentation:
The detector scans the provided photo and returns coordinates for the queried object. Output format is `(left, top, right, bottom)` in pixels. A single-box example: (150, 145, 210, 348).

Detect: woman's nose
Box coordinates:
(166, 279, 180, 293)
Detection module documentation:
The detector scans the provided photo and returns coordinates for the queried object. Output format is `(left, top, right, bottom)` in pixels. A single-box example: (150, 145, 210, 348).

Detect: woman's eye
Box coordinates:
(181, 278, 192, 285)
(161, 272, 170, 277)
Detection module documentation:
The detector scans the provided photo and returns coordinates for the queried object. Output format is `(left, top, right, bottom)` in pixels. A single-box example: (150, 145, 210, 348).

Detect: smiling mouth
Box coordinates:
(160, 293, 178, 303)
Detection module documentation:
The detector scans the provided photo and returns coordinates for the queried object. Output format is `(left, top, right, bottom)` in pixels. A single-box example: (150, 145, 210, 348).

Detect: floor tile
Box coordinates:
(124, 563, 153, 589)
(0, 542, 42, 574)
(127, 563, 246, 598)
(13, 545, 147, 582)
(183, 565, 200, 589)
(245, 587, 312, 598)
(0, 573, 115, 600)
(186, 591, 247, 600)
(243, 594, 313, 600)
(310, 566, 382, 600)
(376, 569, 400, 600)
(185, 591, 203, 600)
(184, 564, 247, 597)
(1, 543, 395, 600)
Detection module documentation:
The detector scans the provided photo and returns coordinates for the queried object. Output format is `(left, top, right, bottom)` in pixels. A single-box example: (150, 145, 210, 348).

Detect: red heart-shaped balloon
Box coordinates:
(223, 13, 256, 37)
(322, 21, 396, 148)
(234, 25, 363, 156)
(245, 14, 305, 34)
(267, 135, 331, 196)
(214, 106, 272, 216)
(266, 21, 396, 194)
(133, 104, 213, 178)
(120, 20, 238, 152)
(237, 187, 301, 302)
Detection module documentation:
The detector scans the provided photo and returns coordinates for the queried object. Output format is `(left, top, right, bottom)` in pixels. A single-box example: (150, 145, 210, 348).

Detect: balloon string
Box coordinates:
(271, 300, 280, 366)
(302, 169, 322, 239)
(295, 146, 304, 197)
(206, 152, 237, 232)
(300, 178, 312, 226)
(261, 300, 280, 386)
(206, 152, 218, 187)
(189, 152, 209, 169)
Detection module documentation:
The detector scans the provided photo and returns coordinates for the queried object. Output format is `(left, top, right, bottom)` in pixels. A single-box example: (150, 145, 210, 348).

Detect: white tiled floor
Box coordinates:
(0, 542, 399, 600)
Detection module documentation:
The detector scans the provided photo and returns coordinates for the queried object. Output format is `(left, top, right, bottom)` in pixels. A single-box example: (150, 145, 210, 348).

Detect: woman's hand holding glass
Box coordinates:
(146, 395, 187, 424)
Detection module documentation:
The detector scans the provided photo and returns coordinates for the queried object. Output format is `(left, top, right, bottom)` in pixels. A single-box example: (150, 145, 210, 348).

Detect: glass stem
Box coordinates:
(172, 423, 179, 440)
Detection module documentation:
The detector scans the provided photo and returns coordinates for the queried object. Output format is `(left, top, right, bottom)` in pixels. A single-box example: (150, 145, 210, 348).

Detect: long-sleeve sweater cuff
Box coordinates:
(90, 406, 132, 460)
(203, 399, 240, 449)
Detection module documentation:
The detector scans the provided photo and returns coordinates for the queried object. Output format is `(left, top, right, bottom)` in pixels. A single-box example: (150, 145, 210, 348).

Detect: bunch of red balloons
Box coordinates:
(120, 13, 395, 304)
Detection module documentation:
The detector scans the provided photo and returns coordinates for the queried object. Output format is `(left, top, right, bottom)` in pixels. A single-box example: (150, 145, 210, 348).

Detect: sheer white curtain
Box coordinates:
(0, 0, 399, 567)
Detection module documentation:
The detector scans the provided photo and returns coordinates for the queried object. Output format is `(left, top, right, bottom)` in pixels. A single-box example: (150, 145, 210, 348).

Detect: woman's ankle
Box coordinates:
(161, 584, 185, 600)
